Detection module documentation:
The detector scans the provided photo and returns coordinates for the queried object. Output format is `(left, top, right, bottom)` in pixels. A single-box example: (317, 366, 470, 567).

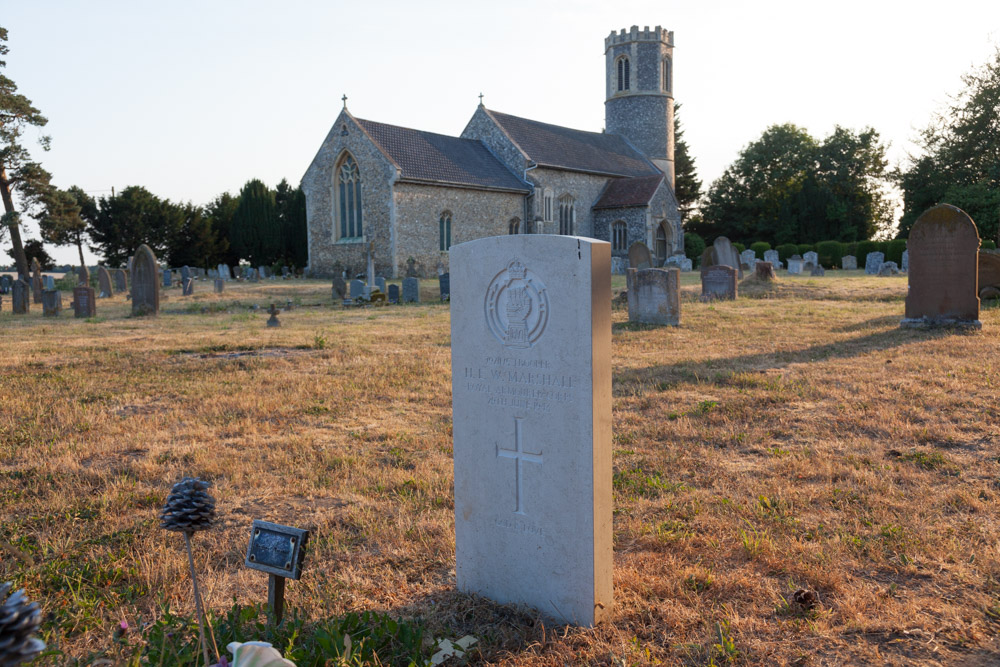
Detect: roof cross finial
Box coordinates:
(342, 94, 348, 109)
(478, 92, 484, 106)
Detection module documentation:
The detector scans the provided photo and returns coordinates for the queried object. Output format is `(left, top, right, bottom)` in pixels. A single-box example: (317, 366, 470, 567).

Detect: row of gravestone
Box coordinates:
(331, 275, 450, 305)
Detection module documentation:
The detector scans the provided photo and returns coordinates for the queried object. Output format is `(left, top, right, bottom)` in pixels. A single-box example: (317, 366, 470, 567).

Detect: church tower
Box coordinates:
(605, 26, 675, 187)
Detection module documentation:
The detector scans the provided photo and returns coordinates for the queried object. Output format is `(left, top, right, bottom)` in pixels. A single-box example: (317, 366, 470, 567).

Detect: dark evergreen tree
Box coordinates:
(38, 186, 95, 268)
(22, 238, 53, 270)
(673, 104, 701, 222)
(276, 178, 308, 268)
(205, 191, 240, 266)
(167, 202, 227, 268)
(231, 179, 278, 266)
(88, 186, 184, 266)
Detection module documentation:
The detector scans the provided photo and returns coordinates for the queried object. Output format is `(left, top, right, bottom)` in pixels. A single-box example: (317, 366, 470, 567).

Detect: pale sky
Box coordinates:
(3, 0, 999, 265)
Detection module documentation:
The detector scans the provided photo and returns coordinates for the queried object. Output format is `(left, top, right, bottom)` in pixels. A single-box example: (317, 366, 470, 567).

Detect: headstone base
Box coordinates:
(900, 317, 982, 330)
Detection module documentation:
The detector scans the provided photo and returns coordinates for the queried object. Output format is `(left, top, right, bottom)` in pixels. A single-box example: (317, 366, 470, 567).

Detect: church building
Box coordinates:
(302, 26, 682, 278)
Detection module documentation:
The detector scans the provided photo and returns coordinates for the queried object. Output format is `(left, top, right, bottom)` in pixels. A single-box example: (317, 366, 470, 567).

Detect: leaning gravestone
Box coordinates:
(787, 255, 804, 275)
(865, 251, 884, 275)
(131, 244, 160, 316)
(113, 269, 127, 293)
(387, 284, 400, 304)
(439, 273, 450, 301)
(701, 264, 737, 300)
(402, 277, 419, 303)
(332, 276, 347, 300)
(41, 289, 62, 316)
(12, 279, 29, 314)
(450, 235, 612, 626)
(628, 242, 653, 270)
(627, 267, 680, 326)
(902, 204, 980, 328)
(98, 267, 113, 297)
(350, 279, 365, 300)
(73, 286, 95, 318)
(842, 255, 857, 270)
(31, 258, 43, 304)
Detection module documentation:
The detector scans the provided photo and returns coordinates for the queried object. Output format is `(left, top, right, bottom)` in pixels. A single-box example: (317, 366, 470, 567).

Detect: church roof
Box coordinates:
(355, 118, 530, 192)
(485, 109, 660, 178)
(593, 174, 665, 209)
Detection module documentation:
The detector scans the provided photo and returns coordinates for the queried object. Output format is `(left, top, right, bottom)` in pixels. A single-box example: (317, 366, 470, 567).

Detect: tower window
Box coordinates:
(612, 221, 627, 251)
(616, 56, 630, 92)
(508, 217, 520, 235)
(558, 195, 575, 235)
(335, 153, 362, 240)
(663, 57, 672, 92)
(439, 211, 452, 251)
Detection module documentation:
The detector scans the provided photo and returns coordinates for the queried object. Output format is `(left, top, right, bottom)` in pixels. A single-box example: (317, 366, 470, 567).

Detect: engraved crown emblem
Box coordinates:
(506, 259, 526, 280)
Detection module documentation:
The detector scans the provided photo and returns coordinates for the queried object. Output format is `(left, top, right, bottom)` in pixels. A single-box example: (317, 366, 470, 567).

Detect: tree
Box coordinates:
(38, 186, 95, 268)
(22, 238, 53, 270)
(231, 179, 279, 266)
(88, 186, 184, 266)
(897, 48, 1000, 240)
(275, 179, 308, 268)
(700, 123, 892, 244)
(673, 104, 701, 222)
(205, 191, 240, 266)
(166, 202, 227, 268)
(0, 26, 54, 278)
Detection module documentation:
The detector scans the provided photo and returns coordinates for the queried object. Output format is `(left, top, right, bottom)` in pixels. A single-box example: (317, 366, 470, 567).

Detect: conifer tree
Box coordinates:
(673, 104, 702, 222)
(231, 179, 278, 266)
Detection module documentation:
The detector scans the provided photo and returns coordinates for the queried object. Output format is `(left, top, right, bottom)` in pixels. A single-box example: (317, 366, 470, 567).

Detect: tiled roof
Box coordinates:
(486, 109, 660, 177)
(593, 175, 665, 209)
(356, 118, 530, 192)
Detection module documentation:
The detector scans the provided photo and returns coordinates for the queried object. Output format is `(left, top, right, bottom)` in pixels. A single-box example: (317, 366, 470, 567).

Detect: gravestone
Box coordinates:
(701, 264, 737, 300)
(218, 264, 229, 280)
(0, 275, 10, 294)
(375, 277, 386, 294)
(387, 284, 400, 304)
(78, 265, 90, 286)
(181, 266, 190, 282)
(282, 266, 291, 278)
(214, 278, 224, 293)
(402, 277, 420, 303)
(450, 235, 612, 626)
(42, 289, 62, 316)
(865, 251, 884, 275)
(31, 258, 43, 304)
(208, 269, 218, 279)
(711, 237, 743, 279)
(259, 266, 269, 279)
(803, 251, 819, 268)
(406, 257, 418, 277)
(162, 268, 172, 288)
(43, 275, 54, 290)
(439, 273, 450, 301)
(12, 279, 29, 314)
(350, 279, 365, 300)
(332, 276, 347, 300)
(901, 250, 909, 272)
(755, 261, 776, 281)
(131, 244, 160, 316)
(740, 249, 757, 270)
(810, 265, 826, 276)
(73, 286, 95, 318)
(842, 255, 857, 270)
(663, 254, 692, 271)
(878, 261, 900, 276)
(978, 249, 1000, 297)
(267, 304, 281, 327)
(98, 267, 113, 297)
(114, 269, 128, 292)
(764, 249, 780, 267)
(627, 267, 680, 325)
(901, 204, 980, 328)
(786, 255, 804, 275)
(183, 278, 195, 296)
(233, 265, 243, 280)
(628, 242, 653, 270)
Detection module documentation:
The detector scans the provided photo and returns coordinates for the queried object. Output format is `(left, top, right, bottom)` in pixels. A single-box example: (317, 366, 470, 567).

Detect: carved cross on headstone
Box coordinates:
(267, 303, 281, 328)
(495, 417, 543, 515)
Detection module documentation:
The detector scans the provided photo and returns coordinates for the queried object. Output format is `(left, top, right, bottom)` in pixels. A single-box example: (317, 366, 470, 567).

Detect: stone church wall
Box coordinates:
(460, 107, 528, 177)
(594, 207, 647, 258)
(394, 183, 523, 277)
(529, 167, 610, 238)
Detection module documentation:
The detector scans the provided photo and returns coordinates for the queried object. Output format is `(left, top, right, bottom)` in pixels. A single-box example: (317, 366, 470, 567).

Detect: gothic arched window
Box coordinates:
(508, 218, 520, 235)
(336, 153, 363, 240)
(612, 221, 627, 251)
(439, 211, 452, 251)
(558, 195, 575, 235)
(663, 57, 672, 92)
(616, 56, 630, 92)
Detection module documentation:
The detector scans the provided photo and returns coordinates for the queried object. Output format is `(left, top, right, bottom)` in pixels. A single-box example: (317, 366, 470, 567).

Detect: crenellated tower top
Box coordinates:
(605, 25, 674, 50)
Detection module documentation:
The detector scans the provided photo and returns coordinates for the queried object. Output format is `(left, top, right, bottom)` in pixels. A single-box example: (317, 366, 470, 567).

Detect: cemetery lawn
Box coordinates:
(2, 272, 999, 665)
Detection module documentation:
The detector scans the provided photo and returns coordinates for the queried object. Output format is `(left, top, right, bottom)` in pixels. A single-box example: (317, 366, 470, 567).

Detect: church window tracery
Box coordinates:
(558, 195, 575, 235)
(335, 153, 363, 240)
(612, 221, 627, 251)
(440, 211, 452, 251)
(509, 218, 520, 235)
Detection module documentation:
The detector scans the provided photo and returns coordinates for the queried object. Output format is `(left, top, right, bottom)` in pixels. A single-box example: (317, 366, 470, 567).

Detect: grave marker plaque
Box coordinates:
(402, 277, 420, 303)
(450, 235, 612, 626)
(41, 289, 62, 316)
(73, 286, 96, 318)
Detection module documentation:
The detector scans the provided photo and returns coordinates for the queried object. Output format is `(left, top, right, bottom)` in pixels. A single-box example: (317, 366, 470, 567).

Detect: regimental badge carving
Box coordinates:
(485, 258, 549, 348)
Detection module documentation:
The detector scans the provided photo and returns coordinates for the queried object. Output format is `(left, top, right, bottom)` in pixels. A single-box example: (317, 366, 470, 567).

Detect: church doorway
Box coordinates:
(655, 221, 674, 265)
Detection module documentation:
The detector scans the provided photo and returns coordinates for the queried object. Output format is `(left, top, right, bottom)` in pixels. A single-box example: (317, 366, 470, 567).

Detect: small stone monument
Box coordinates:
(764, 249, 781, 268)
(375, 276, 386, 293)
(627, 267, 681, 325)
(787, 255, 804, 274)
(387, 284, 400, 304)
(740, 249, 757, 270)
(162, 268, 172, 288)
(12, 279, 29, 314)
(901, 205, 980, 328)
(181, 266, 191, 282)
(41, 289, 62, 316)
(350, 279, 365, 300)
(878, 261, 901, 276)
(214, 278, 224, 293)
(842, 255, 858, 270)
(98, 267, 113, 297)
(402, 277, 420, 303)
(627, 242, 653, 270)
(266, 304, 281, 327)
(183, 278, 195, 296)
(439, 273, 450, 301)
(803, 251, 819, 268)
(450, 235, 612, 626)
(332, 276, 347, 300)
(810, 265, 826, 276)
(701, 264, 737, 300)
(865, 251, 884, 275)
(663, 254, 692, 271)
(73, 286, 96, 318)
(113, 269, 127, 292)
(130, 244, 160, 316)
(755, 261, 776, 281)
(0, 275, 11, 294)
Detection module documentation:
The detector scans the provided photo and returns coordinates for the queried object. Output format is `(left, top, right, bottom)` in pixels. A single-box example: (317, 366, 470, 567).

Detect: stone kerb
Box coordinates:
(901, 204, 981, 328)
(450, 234, 612, 626)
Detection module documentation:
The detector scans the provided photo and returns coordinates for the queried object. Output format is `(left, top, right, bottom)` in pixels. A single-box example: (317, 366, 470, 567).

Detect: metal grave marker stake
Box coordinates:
(244, 520, 309, 623)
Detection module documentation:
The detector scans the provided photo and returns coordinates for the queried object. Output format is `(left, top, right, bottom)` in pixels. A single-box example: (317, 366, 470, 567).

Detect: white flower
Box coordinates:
(225, 641, 296, 667)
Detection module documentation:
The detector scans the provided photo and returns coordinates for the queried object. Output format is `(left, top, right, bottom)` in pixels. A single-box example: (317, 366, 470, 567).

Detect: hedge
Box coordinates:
(750, 242, 771, 259)
(776, 244, 798, 263)
(983, 240, 997, 250)
(886, 239, 907, 265)
(816, 241, 843, 268)
(796, 244, 814, 256)
(684, 232, 706, 264)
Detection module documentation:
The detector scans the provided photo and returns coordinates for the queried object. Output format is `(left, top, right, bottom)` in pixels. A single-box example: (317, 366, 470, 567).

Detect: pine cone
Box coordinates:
(159, 477, 216, 533)
(0, 582, 46, 667)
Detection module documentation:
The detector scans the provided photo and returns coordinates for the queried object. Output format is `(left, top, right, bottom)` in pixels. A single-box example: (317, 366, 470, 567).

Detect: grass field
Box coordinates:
(1, 271, 999, 665)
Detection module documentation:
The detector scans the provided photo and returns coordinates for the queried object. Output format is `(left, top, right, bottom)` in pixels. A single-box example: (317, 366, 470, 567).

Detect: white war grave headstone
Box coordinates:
(450, 235, 612, 626)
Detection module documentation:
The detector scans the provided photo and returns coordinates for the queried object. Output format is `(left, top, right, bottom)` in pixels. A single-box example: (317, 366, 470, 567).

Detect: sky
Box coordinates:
(3, 0, 999, 265)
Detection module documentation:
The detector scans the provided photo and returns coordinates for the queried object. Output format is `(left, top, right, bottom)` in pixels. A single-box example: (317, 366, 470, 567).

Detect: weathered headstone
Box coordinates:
(803, 251, 818, 268)
(183, 278, 195, 296)
(73, 286, 95, 318)
(267, 303, 281, 327)
(978, 249, 1000, 297)
(12, 279, 29, 314)
(387, 284, 400, 304)
(375, 276, 386, 294)
(740, 249, 757, 270)
(865, 251, 884, 275)
(701, 264, 737, 300)
(711, 237, 743, 279)
(259, 266, 269, 279)
(214, 278, 225, 294)
(181, 266, 191, 282)
(787, 255, 804, 275)
(332, 276, 347, 300)
(350, 279, 365, 300)
(162, 268, 172, 288)
(0, 275, 11, 294)
(450, 235, 612, 626)
(663, 254, 692, 271)
(755, 261, 776, 281)
(627, 267, 680, 325)
(878, 262, 900, 276)
(98, 267, 113, 297)
(41, 289, 62, 316)
(841, 255, 857, 270)
(233, 265, 243, 280)
(902, 204, 980, 328)
(901, 250, 909, 272)
(31, 258, 43, 304)
(281, 266, 290, 278)
(115, 269, 128, 292)
(131, 244, 160, 316)
(764, 249, 780, 268)
(810, 265, 826, 276)
(406, 257, 418, 278)
(628, 242, 653, 270)
(439, 273, 450, 301)
(402, 277, 420, 303)
(218, 264, 229, 281)
(78, 265, 90, 287)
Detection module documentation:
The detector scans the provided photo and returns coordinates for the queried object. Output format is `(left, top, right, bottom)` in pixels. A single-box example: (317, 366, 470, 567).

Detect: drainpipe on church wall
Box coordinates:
(523, 162, 537, 233)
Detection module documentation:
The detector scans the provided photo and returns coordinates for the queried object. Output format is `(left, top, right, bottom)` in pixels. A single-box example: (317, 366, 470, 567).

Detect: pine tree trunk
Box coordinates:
(0, 163, 30, 279)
